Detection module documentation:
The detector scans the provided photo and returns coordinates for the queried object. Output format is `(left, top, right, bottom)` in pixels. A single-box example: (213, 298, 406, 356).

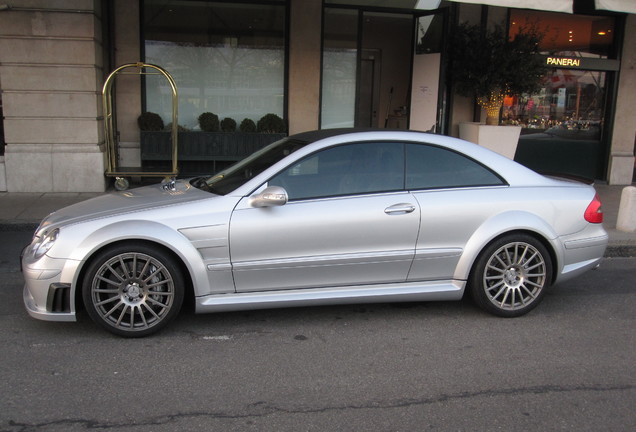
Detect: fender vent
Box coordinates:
(47, 283, 71, 313)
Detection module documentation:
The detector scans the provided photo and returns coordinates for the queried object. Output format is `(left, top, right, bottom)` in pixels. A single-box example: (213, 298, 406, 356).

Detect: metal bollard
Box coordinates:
(616, 186, 636, 233)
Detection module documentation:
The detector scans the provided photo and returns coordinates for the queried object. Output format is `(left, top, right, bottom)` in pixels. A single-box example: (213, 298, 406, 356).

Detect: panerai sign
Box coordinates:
(539, 55, 620, 72)
(546, 57, 581, 67)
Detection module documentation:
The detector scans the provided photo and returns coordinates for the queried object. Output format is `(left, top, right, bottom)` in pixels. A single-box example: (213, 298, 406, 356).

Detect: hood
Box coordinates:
(38, 180, 214, 231)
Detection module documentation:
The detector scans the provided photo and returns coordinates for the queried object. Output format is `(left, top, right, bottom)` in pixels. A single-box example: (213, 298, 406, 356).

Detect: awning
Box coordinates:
(443, 0, 573, 13)
(416, 0, 635, 14)
(594, 0, 636, 14)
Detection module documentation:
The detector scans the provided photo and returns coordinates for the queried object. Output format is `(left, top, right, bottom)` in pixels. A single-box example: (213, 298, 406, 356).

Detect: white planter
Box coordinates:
(459, 122, 522, 159)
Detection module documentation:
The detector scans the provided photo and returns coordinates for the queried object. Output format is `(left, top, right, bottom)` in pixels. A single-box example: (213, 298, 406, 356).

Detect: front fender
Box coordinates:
(453, 211, 562, 281)
(66, 220, 210, 297)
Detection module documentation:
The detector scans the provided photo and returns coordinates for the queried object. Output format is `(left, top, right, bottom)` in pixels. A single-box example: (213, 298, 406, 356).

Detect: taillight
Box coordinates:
(584, 194, 603, 224)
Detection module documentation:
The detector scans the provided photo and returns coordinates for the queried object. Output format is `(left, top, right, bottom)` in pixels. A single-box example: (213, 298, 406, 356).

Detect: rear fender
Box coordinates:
(453, 211, 563, 281)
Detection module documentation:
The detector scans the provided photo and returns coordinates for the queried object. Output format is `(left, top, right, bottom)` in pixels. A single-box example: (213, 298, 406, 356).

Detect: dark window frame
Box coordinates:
(268, 140, 507, 202)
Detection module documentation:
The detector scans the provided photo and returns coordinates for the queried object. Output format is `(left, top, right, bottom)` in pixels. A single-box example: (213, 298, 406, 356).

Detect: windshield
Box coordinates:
(195, 138, 307, 195)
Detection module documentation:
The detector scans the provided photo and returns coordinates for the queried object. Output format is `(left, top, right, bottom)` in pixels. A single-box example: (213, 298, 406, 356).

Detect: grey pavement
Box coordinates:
(0, 183, 634, 256)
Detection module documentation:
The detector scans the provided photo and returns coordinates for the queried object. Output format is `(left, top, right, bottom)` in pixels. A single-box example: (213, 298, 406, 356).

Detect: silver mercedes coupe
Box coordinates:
(22, 130, 608, 337)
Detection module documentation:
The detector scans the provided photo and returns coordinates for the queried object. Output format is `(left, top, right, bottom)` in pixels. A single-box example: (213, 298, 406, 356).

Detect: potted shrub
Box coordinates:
(450, 22, 546, 158)
(140, 112, 287, 176)
(198, 112, 220, 132)
(138, 112, 164, 131)
(221, 117, 237, 132)
(450, 22, 546, 126)
(239, 118, 257, 133)
(257, 113, 287, 134)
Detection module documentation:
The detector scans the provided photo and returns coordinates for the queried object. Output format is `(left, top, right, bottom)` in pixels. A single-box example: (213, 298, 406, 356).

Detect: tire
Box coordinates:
(470, 234, 552, 317)
(82, 243, 184, 337)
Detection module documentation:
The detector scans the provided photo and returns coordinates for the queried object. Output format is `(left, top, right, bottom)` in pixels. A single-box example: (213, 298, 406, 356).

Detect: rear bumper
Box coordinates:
(556, 225, 608, 284)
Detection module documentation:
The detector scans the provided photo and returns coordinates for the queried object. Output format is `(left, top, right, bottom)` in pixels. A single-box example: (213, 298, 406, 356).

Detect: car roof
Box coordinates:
(231, 128, 565, 196)
(289, 128, 385, 144)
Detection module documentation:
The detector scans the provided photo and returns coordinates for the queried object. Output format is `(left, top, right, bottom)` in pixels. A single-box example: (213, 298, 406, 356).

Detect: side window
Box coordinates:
(269, 142, 405, 200)
(406, 143, 504, 190)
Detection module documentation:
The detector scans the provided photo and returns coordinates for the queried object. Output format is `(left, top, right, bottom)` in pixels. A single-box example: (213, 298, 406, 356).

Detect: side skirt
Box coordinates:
(195, 280, 466, 313)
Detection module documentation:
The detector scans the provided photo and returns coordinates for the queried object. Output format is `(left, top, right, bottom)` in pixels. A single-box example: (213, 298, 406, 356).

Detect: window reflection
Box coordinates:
(509, 10, 615, 58)
(503, 69, 606, 133)
(143, 0, 286, 129)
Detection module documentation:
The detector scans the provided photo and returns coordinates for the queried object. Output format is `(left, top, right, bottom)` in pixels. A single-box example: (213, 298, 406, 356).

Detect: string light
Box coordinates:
(477, 90, 506, 125)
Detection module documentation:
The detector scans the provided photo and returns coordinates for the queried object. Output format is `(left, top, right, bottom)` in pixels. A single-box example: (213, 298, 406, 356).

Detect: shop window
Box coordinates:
(143, 0, 286, 129)
(511, 69, 609, 179)
(503, 69, 606, 131)
(509, 10, 615, 58)
(505, 10, 616, 180)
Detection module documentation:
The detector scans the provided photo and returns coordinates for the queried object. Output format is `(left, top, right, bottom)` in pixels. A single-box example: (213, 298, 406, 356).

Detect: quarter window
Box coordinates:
(406, 144, 504, 190)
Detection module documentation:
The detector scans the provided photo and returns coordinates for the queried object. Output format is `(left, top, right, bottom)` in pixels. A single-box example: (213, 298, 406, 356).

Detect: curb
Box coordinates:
(604, 245, 636, 258)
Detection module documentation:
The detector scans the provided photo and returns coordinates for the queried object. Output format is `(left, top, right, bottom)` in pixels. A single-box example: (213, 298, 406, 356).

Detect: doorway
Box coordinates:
(321, 9, 414, 129)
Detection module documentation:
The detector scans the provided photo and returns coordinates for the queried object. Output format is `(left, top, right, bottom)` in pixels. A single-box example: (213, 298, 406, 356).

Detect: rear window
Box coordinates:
(406, 143, 504, 190)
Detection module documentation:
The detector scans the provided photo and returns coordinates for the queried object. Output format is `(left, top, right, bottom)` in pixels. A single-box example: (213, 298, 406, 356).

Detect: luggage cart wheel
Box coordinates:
(114, 177, 130, 191)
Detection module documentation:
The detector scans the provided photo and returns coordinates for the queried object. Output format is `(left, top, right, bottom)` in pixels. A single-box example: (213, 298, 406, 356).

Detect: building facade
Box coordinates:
(0, 0, 634, 192)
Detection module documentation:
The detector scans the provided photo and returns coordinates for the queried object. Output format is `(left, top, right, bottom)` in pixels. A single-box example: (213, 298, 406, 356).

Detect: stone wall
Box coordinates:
(0, 0, 106, 192)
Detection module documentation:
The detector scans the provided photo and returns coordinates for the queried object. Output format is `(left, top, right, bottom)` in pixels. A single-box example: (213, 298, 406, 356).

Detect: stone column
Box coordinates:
(288, 0, 322, 135)
(609, 14, 636, 185)
(112, 0, 141, 168)
(0, 0, 106, 192)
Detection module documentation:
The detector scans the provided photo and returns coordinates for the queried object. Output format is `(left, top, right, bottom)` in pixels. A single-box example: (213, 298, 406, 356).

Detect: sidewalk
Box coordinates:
(0, 183, 634, 257)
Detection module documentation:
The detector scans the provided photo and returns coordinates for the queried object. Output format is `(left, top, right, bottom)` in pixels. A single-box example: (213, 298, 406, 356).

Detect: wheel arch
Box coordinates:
(73, 238, 196, 315)
(454, 211, 562, 283)
(68, 220, 207, 313)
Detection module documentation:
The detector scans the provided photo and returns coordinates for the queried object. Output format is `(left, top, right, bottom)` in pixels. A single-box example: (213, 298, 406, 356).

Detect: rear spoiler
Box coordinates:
(540, 172, 595, 185)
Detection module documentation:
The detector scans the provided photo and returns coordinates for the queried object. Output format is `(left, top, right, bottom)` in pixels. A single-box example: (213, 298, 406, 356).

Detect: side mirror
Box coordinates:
(249, 186, 288, 208)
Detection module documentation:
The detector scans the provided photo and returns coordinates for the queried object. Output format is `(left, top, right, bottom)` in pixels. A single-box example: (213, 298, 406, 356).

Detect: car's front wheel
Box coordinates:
(470, 234, 552, 317)
(82, 243, 184, 337)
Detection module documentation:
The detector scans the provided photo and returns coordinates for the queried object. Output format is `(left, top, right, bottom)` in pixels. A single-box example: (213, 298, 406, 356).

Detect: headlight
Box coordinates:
(32, 229, 59, 260)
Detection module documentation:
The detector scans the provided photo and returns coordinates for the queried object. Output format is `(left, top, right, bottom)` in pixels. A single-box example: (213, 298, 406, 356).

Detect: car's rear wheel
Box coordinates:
(82, 244, 184, 337)
(470, 234, 552, 317)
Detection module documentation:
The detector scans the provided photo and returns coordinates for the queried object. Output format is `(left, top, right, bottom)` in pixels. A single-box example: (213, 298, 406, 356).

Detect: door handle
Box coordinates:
(384, 203, 416, 215)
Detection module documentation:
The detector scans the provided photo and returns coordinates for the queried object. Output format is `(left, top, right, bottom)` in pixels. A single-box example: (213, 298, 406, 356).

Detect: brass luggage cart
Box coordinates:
(102, 62, 178, 190)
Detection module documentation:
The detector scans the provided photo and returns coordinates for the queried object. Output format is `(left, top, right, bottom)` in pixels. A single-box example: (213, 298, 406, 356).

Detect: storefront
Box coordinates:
(506, 8, 622, 180)
(0, 0, 634, 192)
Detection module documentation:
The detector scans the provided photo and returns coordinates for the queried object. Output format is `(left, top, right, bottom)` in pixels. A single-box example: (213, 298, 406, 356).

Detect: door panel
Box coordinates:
(229, 193, 420, 292)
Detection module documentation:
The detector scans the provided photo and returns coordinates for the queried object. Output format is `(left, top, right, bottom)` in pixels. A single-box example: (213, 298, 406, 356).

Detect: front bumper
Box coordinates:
(24, 283, 76, 322)
(22, 247, 79, 322)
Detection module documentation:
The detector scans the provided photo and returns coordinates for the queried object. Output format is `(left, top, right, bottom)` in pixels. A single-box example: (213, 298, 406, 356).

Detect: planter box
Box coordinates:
(141, 131, 286, 176)
(459, 123, 521, 160)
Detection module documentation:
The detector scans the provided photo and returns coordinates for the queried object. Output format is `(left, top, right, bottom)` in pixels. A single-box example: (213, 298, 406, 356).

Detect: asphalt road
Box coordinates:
(1, 230, 635, 432)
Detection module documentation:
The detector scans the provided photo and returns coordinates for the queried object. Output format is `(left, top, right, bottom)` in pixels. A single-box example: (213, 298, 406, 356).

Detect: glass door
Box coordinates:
(321, 8, 414, 130)
(409, 9, 447, 134)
